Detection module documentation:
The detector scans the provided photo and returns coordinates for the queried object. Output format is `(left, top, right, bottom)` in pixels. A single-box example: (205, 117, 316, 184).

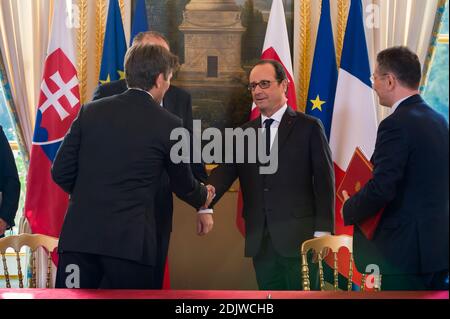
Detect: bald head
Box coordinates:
(132, 31, 170, 51)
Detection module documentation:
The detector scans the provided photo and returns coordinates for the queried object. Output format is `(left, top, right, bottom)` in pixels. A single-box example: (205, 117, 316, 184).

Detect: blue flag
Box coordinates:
(130, 0, 149, 46)
(99, 0, 127, 84)
(305, 0, 338, 140)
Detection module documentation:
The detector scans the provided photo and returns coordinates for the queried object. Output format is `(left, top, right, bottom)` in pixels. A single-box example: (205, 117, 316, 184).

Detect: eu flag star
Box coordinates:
(310, 95, 326, 112)
(117, 70, 125, 80)
(99, 74, 111, 85)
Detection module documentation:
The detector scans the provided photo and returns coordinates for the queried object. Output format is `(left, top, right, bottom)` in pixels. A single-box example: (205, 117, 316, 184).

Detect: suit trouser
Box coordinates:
(55, 251, 156, 289)
(252, 230, 304, 291)
(154, 230, 171, 288)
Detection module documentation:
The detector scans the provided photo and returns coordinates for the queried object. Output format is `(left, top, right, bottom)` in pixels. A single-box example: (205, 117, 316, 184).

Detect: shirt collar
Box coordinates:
(128, 87, 154, 99)
(261, 104, 288, 126)
(392, 95, 413, 112)
(128, 87, 165, 107)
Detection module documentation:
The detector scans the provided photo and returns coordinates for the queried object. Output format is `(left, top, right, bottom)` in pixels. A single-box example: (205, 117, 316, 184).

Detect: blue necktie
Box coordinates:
(264, 119, 275, 156)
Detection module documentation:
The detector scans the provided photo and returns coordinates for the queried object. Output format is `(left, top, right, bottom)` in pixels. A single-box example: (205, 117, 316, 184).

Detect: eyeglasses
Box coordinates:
(248, 80, 277, 91)
(370, 73, 389, 84)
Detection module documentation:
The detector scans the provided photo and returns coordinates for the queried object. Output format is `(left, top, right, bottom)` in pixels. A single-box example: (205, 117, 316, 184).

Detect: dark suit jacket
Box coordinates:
(52, 89, 207, 265)
(343, 95, 449, 275)
(208, 107, 335, 258)
(92, 80, 207, 234)
(0, 125, 20, 228)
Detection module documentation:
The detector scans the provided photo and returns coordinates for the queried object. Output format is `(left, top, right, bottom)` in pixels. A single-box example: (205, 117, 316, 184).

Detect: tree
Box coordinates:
(241, 0, 267, 64)
(166, 0, 190, 63)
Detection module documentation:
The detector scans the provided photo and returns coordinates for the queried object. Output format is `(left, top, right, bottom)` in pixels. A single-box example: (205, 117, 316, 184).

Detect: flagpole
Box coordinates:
(298, 0, 311, 112)
(77, 0, 88, 104)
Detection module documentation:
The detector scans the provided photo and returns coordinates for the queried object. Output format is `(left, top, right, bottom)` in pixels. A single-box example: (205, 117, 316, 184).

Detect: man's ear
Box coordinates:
(282, 79, 289, 95)
(155, 73, 164, 89)
(387, 74, 395, 89)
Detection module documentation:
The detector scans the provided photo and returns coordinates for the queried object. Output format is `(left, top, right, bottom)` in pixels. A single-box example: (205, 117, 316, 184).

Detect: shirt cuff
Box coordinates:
(198, 209, 213, 214)
(314, 231, 331, 238)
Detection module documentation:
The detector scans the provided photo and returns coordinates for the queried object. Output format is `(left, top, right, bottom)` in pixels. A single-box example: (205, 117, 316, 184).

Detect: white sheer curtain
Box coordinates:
(364, 0, 441, 121)
(0, 0, 52, 152)
(1, 0, 53, 287)
(294, 0, 442, 122)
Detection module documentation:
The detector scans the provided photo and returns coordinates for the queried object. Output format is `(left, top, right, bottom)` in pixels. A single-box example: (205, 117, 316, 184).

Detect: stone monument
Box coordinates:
(177, 0, 246, 88)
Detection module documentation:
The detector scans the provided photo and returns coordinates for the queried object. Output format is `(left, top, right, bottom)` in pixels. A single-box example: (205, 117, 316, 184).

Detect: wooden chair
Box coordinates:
(0, 234, 59, 288)
(300, 235, 381, 291)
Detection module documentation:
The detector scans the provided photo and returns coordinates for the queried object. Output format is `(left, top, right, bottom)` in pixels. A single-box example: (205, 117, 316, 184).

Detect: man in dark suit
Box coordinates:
(92, 31, 207, 288)
(52, 45, 214, 289)
(342, 46, 449, 290)
(0, 125, 20, 238)
(207, 60, 335, 290)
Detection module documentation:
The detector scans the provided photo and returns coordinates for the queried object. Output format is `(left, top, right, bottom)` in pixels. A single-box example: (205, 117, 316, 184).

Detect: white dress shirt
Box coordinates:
(261, 104, 288, 149)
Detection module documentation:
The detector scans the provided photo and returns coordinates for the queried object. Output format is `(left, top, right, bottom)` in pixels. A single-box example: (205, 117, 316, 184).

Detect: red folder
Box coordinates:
(337, 147, 384, 240)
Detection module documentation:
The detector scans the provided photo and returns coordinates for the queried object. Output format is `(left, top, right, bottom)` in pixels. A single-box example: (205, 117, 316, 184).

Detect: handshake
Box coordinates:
(204, 184, 216, 208)
(197, 184, 216, 236)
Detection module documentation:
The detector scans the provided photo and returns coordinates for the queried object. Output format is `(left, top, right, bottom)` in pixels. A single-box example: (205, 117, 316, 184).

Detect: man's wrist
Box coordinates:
(198, 208, 213, 214)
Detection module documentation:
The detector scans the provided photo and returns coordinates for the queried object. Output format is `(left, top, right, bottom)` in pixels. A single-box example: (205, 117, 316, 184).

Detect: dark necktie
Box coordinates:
(264, 118, 275, 156)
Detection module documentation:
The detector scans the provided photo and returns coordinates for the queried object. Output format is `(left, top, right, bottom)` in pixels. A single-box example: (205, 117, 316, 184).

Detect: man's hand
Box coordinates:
(197, 213, 214, 236)
(0, 218, 8, 236)
(203, 184, 216, 208)
(340, 190, 350, 220)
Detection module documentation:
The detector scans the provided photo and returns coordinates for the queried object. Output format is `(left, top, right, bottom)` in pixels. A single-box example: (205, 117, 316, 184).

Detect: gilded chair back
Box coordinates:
(300, 235, 382, 291)
(0, 234, 59, 288)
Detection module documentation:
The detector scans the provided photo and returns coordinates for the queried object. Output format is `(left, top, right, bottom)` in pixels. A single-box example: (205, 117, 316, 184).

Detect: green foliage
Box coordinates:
(165, 0, 189, 63)
(241, 0, 267, 63)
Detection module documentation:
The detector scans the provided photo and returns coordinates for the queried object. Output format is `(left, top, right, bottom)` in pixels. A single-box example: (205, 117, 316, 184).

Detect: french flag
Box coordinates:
(25, 0, 80, 265)
(328, 0, 378, 287)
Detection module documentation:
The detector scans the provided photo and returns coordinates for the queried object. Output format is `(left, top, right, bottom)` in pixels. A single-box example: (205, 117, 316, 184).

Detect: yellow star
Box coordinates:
(310, 95, 326, 112)
(117, 70, 125, 80)
(99, 74, 111, 85)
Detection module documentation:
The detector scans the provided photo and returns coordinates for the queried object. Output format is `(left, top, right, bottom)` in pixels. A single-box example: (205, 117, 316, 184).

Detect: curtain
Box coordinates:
(365, 0, 441, 121)
(0, 0, 53, 152)
(294, 0, 443, 122)
(0, 49, 29, 163)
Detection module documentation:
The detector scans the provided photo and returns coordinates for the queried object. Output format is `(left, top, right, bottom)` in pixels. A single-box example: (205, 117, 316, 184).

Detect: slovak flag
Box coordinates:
(236, 0, 297, 235)
(25, 0, 81, 263)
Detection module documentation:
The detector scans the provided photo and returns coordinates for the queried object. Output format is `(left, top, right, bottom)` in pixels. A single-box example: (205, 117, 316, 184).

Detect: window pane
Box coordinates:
(441, 1, 448, 34)
(0, 85, 25, 236)
(0, 85, 16, 140)
(423, 43, 449, 122)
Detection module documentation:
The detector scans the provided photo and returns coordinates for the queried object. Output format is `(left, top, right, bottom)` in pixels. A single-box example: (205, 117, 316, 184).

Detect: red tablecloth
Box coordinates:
(0, 289, 447, 299)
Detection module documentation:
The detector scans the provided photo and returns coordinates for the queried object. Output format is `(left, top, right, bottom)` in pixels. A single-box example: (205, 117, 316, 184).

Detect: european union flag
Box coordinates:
(99, 0, 127, 84)
(305, 0, 338, 140)
(130, 0, 149, 46)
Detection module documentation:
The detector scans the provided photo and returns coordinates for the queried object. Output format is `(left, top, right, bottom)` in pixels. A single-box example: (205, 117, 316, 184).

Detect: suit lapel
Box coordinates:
(276, 107, 297, 152)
